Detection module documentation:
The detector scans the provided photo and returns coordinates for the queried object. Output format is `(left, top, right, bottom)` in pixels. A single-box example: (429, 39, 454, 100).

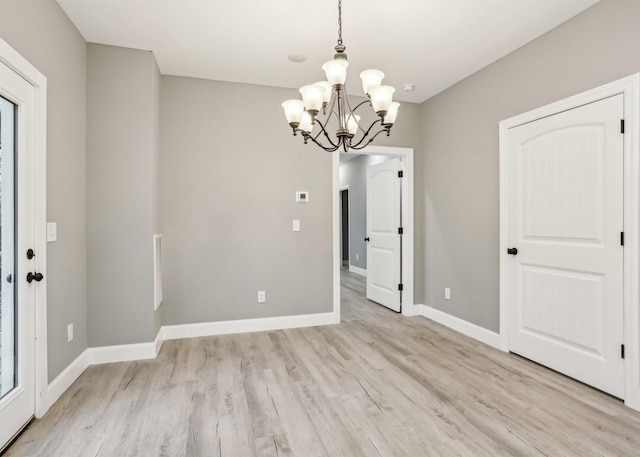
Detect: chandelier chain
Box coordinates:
(337, 0, 343, 45)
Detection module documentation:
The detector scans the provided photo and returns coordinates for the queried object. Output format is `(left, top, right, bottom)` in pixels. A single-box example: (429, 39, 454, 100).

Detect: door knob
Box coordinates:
(507, 247, 518, 255)
(27, 272, 44, 283)
(364, 237, 370, 242)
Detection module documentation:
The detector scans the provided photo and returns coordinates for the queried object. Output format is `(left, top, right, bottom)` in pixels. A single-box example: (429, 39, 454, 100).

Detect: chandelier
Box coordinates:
(281, 0, 399, 152)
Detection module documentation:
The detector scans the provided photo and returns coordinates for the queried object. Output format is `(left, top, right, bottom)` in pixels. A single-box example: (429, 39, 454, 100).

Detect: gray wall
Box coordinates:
(339, 154, 394, 271)
(420, 0, 640, 332)
(0, 0, 88, 381)
(86, 44, 162, 346)
(159, 77, 335, 324)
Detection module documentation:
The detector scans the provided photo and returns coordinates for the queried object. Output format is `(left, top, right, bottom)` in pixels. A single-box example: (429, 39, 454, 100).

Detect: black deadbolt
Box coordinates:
(27, 248, 35, 260)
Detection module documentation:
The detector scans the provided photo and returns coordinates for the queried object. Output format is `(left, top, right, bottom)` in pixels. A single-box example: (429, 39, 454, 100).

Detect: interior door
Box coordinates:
(366, 157, 402, 312)
(506, 94, 624, 398)
(0, 60, 37, 451)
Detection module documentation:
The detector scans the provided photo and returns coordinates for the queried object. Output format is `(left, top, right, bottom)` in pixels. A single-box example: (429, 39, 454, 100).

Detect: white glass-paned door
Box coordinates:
(0, 57, 37, 452)
(0, 95, 16, 399)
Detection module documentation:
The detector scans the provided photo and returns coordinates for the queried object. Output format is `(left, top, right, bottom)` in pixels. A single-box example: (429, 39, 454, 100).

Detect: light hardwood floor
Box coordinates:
(6, 269, 640, 456)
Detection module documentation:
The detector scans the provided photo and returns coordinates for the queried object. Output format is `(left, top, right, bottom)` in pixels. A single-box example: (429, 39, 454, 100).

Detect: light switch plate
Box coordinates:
(47, 222, 57, 242)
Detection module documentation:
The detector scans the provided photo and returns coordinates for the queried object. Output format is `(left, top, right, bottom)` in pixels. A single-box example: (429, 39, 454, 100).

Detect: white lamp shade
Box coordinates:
(360, 69, 385, 95)
(384, 102, 400, 125)
(281, 99, 304, 125)
(299, 85, 325, 112)
(299, 111, 314, 133)
(370, 85, 396, 113)
(347, 114, 361, 135)
(314, 81, 332, 104)
(322, 59, 349, 86)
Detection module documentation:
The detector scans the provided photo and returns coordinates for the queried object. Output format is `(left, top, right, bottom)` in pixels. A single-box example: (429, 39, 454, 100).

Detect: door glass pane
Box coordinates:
(0, 95, 16, 399)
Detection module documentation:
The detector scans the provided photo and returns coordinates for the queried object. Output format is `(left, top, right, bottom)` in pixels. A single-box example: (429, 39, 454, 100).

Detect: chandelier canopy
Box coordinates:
(281, 0, 399, 152)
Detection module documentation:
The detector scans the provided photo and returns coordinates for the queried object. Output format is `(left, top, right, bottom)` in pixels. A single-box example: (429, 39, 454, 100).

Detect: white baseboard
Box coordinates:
(88, 340, 153, 366)
(38, 349, 90, 417)
(154, 327, 164, 355)
(414, 304, 502, 350)
(36, 312, 337, 415)
(163, 311, 338, 340)
(349, 265, 367, 277)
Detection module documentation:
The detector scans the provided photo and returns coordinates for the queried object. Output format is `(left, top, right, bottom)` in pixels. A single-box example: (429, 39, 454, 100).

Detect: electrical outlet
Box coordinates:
(67, 323, 74, 342)
(445, 288, 451, 300)
(257, 290, 266, 303)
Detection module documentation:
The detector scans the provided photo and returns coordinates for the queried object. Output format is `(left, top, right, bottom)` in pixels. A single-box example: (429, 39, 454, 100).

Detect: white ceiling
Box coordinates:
(56, 0, 599, 104)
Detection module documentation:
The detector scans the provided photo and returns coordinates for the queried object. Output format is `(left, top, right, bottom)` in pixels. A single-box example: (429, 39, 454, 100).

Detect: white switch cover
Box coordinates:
(292, 219, 301, 232)
(257, 291, 266, 303)
(47, 222, 57, 242)
(67, 323, 74, 342)
(445, 288, 451, 300)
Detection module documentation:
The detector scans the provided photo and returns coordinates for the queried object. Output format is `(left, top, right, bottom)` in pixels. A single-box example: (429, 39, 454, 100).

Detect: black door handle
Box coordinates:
(364, 237, 370, 242)
(27, 272, 44, 283)
(6, 274, 12, 283)
(507, 247, 518, 256)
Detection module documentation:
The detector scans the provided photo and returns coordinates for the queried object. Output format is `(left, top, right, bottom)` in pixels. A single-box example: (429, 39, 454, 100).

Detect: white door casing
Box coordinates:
(366, 157, 402, 312)
(506, 95, 624, 398)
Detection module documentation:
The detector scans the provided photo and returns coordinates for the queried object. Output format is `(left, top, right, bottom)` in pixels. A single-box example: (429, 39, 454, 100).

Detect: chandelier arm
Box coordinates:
(349, 118, 383, 148)
(327, 85, 339, 117)
(350, 127, 391, 150)
(312, 118, 340, 148)
(342, 89, 373, 135)
(350, 99, 372, 113)
(304, 132, 342, 152)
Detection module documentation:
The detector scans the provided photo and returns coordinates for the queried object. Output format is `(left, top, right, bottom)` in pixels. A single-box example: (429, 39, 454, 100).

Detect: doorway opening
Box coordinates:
(332, 145, 415, 322)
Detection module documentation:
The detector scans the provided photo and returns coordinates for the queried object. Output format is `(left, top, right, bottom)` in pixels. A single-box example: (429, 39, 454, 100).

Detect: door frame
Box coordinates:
(0, 38, 48, 418)
(332, 145, 415, 319)
(499, 74, 640, 410)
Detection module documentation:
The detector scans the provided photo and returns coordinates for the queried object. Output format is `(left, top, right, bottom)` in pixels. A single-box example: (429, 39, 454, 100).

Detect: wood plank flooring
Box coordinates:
(5, 269, 640, 456)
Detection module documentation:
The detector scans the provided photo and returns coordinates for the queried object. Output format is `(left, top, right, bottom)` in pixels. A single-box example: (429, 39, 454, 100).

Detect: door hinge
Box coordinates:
(621, 119, 625, 134)
(621, 344, 625, 359)
(398, 283, 404, 291)
(398, 170, 404, 178)
(621, 232, 625, 246)
(398, 227, 404, 235)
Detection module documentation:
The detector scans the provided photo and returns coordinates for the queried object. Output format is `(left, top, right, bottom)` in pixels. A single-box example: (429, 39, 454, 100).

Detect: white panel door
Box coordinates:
(0, 61, 37, 450)
(366, 158, 401, 312)
(507, 94, 624, 398)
